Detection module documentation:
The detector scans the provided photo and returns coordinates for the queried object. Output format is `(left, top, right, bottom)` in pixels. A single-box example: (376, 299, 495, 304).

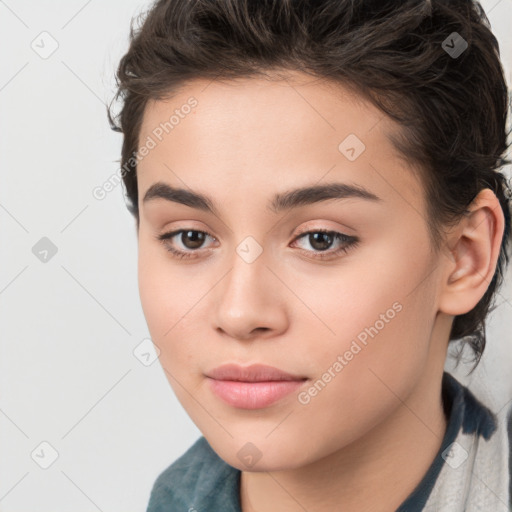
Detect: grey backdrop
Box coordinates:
(1, 0, 511, 510)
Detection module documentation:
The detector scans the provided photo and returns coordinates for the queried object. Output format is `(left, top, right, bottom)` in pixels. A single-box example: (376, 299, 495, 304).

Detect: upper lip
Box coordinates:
(206, 363, 307, 382)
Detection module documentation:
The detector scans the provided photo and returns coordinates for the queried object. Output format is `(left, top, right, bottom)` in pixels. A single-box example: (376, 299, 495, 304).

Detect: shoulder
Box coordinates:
(424, 373, 512, 511)
(146, 436, 241, 512)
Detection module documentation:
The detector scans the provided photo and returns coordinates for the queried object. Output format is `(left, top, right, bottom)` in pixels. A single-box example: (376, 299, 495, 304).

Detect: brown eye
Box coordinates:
(156, 229, 216, 259)
(306, 232, 334, 251)
(179, 230, 208, 249)
(291, 230, 359, 260)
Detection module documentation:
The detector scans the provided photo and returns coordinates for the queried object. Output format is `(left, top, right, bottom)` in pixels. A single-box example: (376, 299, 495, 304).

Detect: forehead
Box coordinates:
(138, 72, 384, 151)
(136, 72, 424, 214)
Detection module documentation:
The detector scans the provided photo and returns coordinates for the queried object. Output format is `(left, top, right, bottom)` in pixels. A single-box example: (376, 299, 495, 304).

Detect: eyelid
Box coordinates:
(157, 227, 217, 245)
(157, 221, 355, 245)
(292, 221, 356, 238)
(156, 224, 359, 262)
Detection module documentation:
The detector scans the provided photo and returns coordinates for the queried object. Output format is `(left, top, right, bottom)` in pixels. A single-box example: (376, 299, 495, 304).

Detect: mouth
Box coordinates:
(205, 363, 307, 382)
(205, 363, 308, 409)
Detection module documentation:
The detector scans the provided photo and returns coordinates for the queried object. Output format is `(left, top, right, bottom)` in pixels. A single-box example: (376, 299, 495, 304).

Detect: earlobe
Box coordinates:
(439, 188, 504, 316)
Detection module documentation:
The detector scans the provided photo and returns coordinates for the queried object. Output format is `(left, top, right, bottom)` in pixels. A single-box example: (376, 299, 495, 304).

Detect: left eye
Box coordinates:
(156, 228, 359, 260)
(291, 229, 358, 257)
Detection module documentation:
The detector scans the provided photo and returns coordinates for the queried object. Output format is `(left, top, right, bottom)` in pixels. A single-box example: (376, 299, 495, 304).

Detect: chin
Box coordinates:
(205, 432, 313, 472)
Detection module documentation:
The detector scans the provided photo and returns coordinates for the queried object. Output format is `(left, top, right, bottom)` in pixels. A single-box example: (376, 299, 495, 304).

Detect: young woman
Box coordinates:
(108, 0, 512, 510)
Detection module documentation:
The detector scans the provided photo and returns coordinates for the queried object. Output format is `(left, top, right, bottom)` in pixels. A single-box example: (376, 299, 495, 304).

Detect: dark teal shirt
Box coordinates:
(146, 372, 510, 511)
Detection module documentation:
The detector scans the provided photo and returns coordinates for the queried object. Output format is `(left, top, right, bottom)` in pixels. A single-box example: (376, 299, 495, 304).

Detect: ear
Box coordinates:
(438, 188, 505, 316)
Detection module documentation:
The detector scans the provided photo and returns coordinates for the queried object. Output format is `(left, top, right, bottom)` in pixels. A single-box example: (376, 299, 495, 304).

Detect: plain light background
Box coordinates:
(0, 0, 511, 510)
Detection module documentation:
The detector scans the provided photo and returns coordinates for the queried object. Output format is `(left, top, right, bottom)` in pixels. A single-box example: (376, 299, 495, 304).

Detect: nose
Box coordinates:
(213, 249, 288, 341)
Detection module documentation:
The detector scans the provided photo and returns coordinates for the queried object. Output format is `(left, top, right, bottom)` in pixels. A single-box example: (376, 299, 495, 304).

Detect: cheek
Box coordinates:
(291, 240, 428, 341)
(298, 236, 437, 385)
(138, 235, 193, 332)
(137, 239, 186, 362)
(138, 242, 166, 333)
(280, 276, 436, 464)
(137, 239, 207, 380)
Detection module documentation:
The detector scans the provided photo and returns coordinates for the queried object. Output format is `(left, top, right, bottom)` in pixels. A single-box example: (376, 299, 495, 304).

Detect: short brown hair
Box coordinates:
(108, 0, 512, 368)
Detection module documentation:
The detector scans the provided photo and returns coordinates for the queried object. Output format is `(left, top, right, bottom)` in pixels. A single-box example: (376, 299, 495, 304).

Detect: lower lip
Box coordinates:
(207, 378, 306, 409)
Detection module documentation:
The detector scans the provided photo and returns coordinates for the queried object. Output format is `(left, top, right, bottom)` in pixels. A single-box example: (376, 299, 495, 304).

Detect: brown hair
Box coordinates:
(107, 0, 512, 369)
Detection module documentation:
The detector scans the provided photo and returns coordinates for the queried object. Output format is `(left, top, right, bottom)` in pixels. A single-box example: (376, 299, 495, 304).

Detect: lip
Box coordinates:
(205, 363, 308, 410)
(206, 363, 306, 382)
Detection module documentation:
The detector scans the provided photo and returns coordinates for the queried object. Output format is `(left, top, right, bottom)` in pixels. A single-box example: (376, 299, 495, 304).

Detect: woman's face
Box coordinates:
(136, 72, 451, 470)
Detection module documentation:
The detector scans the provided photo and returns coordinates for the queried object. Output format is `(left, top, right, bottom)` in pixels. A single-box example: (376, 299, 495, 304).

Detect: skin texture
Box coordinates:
(135, 71, 504, 512)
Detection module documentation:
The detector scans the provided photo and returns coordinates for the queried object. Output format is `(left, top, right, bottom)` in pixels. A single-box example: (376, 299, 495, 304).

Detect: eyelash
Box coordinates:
(155, 228, 359, 261)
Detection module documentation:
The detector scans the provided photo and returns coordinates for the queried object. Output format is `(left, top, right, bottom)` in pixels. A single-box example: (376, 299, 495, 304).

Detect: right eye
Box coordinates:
(155, 229, 217, 259)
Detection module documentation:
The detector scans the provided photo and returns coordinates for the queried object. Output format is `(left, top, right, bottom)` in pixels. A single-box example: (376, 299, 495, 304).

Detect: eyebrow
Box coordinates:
(142, 181, 381, 216)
